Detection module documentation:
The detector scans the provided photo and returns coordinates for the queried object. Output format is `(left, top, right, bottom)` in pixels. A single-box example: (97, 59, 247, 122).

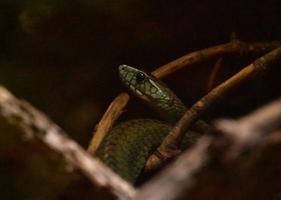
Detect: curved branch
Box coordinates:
(152, 40, 281, 78)
(87, 93, 129, 155)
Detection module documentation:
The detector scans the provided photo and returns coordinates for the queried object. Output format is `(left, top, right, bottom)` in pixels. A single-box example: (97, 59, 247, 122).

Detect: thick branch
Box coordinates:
(145, 45, 281, 171)
(0, 86, 135, 200)
(135, 97, 281, 200)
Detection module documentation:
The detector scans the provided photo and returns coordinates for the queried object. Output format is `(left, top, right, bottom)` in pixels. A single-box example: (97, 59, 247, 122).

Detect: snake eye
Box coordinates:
(135, 72, 146, 83)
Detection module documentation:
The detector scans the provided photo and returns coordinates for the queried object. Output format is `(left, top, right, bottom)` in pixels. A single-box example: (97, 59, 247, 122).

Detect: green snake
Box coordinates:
(95, 65, 209, 183)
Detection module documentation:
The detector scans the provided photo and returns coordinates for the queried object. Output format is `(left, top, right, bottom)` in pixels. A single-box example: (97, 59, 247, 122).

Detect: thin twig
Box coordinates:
(145, 45, 281, 171)
(0, 86, 135, 200)
(89, 40, 281, 153)
(206, 57, 223, 92)
(135, 98, 281, 200)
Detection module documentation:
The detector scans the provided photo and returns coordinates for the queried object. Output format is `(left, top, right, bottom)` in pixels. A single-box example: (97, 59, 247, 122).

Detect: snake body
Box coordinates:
(96, 65, 209, 183)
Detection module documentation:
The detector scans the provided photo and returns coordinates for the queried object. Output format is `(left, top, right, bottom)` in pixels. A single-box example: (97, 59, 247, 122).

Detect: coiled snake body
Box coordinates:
(96, 65, 209, 183)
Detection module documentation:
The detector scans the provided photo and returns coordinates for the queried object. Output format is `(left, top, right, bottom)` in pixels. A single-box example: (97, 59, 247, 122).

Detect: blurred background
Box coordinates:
(0, 0, 280, 199)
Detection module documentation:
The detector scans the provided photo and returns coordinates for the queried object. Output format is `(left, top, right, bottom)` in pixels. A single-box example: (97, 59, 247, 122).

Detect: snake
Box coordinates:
(95, 64, 210, 184)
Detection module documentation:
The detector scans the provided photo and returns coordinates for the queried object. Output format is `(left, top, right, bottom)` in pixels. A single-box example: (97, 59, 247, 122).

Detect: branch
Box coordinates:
(135, 97, 281, 200)
(0, 86, 135, 200)
(152, 40, 281, 78)
(87, 93, 129, 155)
(145, 45, 281, 171)
(89, 40, 281, 152)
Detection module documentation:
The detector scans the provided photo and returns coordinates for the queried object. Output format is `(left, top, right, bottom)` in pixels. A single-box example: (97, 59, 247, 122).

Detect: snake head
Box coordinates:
(119, 65, 153, 100)
(119, 64, 186, 122)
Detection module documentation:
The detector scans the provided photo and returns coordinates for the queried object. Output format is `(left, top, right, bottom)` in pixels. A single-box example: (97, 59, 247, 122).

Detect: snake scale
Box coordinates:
(95, 65, 209, 184)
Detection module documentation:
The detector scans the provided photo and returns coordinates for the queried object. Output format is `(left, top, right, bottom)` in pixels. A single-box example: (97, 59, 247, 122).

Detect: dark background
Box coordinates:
(0, 0, 280, 199)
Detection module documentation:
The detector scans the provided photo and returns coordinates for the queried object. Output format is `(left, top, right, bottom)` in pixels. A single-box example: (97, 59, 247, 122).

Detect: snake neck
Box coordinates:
(147, 90, 186, 123)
